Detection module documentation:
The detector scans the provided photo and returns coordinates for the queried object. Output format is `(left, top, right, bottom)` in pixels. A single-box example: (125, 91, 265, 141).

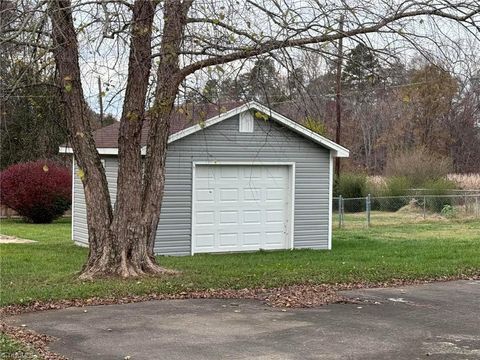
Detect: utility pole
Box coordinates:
(335, 15, 344, 177)
(98, 76, 104, 127)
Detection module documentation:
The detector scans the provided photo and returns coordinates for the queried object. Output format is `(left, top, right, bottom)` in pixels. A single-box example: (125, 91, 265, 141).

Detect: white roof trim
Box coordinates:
(59, 101, 349, 157)
(167, 103, 252, 144)
(59, 145, 72, 154)
(59, 146, 146, 156)
(165, 101, 349, 157)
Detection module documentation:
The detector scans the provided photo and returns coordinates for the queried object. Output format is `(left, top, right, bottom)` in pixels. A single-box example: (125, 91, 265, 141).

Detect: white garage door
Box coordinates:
(192, 164, 292, 254)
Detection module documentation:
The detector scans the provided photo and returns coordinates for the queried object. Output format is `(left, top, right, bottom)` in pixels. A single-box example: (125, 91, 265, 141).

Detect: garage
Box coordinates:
(192, 163, 294, 254)
(69, 101, 349, 255)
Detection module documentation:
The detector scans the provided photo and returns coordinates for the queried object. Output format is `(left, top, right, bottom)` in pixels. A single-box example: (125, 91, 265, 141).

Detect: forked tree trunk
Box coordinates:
(49, 0, 191, 279)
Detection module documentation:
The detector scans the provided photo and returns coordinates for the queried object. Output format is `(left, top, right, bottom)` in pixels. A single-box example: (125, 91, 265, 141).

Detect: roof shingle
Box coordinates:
(92, 101, 244, 148)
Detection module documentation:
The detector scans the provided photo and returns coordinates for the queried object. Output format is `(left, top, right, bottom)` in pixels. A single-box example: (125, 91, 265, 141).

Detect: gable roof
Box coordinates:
(60, 101, 349, 157)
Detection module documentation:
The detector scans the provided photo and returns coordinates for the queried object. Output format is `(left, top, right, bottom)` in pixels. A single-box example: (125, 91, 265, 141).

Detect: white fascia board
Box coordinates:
(157, 101, 349, 157)
(58, 146, 143, 156)
(61, 100, 349, 158)
(248, 102, 350, 157)
(59, 145, 74, 154)
(166, 103, 251, 144)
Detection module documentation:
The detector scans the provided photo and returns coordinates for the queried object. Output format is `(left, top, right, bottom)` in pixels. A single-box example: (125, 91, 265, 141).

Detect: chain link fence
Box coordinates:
(333, 194, 480, 229)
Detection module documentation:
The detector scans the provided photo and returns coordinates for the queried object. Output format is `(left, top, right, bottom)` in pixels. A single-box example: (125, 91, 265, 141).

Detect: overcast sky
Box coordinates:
(73, 1, 480, 118)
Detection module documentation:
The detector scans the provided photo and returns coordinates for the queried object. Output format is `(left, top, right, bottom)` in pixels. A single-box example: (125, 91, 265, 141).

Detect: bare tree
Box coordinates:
(2, 0, 479, 278)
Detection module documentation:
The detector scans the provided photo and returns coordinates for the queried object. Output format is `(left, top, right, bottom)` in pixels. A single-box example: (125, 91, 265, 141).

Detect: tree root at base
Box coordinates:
(78, 258, 179, 280)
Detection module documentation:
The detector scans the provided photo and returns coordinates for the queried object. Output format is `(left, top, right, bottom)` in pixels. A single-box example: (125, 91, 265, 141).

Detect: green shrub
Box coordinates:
(372, 176, 411, 211)
(335, 173, 367, 198)
(423, 178, 456, 212)
(335, 173, 367, 212)
(386, 147, 452, 187)
(440, 204, 456, 218)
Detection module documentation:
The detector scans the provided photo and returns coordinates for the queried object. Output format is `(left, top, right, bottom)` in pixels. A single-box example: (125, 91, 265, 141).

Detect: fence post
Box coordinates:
(338, 195, 343, 228)
(423, 195, 426, 219)
(476, 196, 479, 218)
(366, 194, 371, 227)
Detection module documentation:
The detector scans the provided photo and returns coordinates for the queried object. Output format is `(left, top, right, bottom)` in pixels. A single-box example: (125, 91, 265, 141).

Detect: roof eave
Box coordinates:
(61, 101, 349, 158)
(59, 146, 144, 156)
(245, 101, 350, 158)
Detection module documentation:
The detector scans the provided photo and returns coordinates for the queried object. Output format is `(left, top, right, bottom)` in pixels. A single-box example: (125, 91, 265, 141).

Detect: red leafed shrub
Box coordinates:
(0, 160, 71, 223)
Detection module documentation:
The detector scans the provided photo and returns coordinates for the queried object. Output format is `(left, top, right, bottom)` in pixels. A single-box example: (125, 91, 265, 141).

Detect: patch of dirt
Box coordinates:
(395, 199, 450, 222)
(397, 199, 423, 213)
(0, 235, 37, 244)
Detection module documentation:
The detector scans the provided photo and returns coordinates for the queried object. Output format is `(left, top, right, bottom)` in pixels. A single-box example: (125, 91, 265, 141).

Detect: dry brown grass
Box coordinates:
(386, 148, 452, 186)
(447, 173, 480, 190)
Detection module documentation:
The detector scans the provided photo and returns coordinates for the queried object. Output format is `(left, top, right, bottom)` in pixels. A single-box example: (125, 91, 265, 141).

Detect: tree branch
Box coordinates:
(180, 7, 479, 78)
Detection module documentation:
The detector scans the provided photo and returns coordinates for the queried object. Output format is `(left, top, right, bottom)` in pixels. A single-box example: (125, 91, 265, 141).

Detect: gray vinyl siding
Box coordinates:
(72, 114, 331, 255)
(156, 115, 330, 255)
(72, 157, 118, 246)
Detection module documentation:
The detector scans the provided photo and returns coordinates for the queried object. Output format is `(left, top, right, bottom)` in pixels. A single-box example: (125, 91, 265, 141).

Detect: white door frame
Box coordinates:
(191, 161, 296, 255)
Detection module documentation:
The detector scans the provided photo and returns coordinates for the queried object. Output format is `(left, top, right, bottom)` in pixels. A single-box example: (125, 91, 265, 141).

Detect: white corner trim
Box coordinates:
(190, 162, 196, 256)
(328, 152, 333, 250)
(71, 157, 75, 242)
(190, 161, 295, 255)
(290, 162, 296, 250)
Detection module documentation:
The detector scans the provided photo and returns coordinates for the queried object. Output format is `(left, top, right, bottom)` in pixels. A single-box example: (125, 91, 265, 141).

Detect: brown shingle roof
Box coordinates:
(92, 101, 245, 148)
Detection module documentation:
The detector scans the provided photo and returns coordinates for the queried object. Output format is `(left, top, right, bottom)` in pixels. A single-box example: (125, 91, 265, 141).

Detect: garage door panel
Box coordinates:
(266, 188, 285, 200)
(243, 232, 261, 246)
(243, 210, 261, 224)
(196, 189, 214, 202)
(196, 167, 215, 179)
(195, 234, 215, 249)
(242, 167, 262, 179)
(220, 166, 238, 179)
(220, 189, 238, 201)
(266, 210, 284, 224)
(243, 188, 262, 201)
(219, 233, 238, 247)
(265, 231, 284, 245)
(193, 165, 291, 253)
(196, 211, 215, 225)
(219, 210, 238, 225)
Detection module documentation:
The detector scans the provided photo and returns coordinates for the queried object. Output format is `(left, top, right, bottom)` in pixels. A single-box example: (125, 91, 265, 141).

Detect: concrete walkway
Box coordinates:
(6, 280, 480, 359)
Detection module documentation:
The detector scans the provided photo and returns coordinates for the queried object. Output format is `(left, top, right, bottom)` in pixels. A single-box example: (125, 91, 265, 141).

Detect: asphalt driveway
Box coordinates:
(6, 280, 480, 359)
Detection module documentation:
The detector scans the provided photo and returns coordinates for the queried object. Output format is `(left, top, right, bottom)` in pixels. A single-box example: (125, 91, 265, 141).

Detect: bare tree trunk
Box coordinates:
(49, 0, 113, 275)
(49, 0, 188, 279)
(142, 0, 192, 259)
(79, 1, 172, 279)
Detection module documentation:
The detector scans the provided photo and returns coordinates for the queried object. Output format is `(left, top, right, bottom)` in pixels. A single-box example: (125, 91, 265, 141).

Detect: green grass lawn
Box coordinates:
(1, 217, 479, 307)
(0, 334, 38, 360)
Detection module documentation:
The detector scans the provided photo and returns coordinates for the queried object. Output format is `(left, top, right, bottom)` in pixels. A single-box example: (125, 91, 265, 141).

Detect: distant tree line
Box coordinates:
(2, 38, 478, 174)
(186, 45, 480, 174)
(0, 22, 115, 169)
